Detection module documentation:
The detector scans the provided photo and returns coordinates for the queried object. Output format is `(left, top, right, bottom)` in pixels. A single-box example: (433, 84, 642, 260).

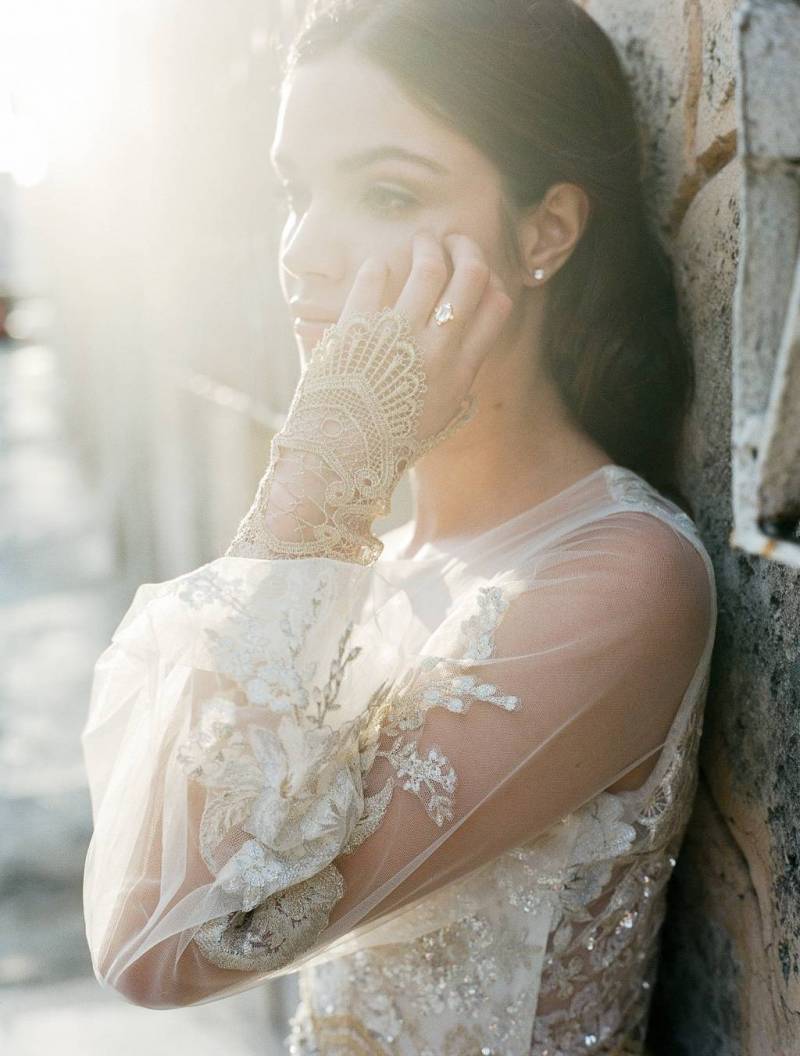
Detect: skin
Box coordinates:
(271, 45, 614, 555)
(272, 47, 657, 795)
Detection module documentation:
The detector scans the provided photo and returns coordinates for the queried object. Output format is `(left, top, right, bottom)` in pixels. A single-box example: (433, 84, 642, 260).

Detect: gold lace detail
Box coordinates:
(173, 562, 519, 976)
(192, 864, 345, 972)
(225, 308, 477, 565)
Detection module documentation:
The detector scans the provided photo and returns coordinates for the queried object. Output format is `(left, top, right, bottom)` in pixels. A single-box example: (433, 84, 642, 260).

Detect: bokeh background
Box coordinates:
(0, 1, 353, 1052)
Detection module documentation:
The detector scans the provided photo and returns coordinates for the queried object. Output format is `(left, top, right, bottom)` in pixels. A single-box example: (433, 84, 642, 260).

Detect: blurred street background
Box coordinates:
(0, 335, 296, 1052)
(0, 0, 381, 1051)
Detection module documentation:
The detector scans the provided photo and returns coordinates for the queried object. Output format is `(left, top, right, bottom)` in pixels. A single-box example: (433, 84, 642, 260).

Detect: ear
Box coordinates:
(517, 182, 591, 288)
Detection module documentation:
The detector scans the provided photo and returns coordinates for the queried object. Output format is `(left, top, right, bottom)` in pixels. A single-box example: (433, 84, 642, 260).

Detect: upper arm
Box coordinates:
(331, 511, 713, 929)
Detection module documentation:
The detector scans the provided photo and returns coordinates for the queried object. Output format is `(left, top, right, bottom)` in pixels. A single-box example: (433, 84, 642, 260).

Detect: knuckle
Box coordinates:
(359, 257, 385, 280)
(460, 257, 490, 284)
(416, 255, 447, 282)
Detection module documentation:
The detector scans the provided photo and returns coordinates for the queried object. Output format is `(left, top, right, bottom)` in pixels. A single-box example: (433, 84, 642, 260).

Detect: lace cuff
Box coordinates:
(225, 308, 477, 564)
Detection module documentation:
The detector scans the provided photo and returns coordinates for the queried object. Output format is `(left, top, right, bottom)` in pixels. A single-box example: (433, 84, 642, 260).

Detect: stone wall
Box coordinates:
(580, 1, 800, 1053)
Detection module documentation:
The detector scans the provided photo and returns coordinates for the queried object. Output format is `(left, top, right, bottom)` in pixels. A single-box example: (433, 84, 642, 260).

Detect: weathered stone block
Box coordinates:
(737, 0, 800, 159)
(583, 0, 697, 233)
(650, 780, 746, 1056)
(696, 0, 737, 163)
(673, 158, 741, 538)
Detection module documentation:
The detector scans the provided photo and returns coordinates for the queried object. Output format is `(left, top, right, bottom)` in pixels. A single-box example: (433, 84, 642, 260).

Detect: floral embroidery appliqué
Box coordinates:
(173, 565, 523, 972)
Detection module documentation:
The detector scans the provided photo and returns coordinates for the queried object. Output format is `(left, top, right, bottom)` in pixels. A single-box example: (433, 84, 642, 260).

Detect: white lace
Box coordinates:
(174, 568, 523, 973)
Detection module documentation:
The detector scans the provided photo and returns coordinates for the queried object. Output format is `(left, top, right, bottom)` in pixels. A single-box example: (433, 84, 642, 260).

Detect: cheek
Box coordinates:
(341, 226, 419, 308)
(367, 220, 506, 308)
(448, 200, 509, 270)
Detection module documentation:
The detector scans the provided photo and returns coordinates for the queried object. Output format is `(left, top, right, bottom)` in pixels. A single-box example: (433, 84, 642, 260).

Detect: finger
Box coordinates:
(393, 230, 450, 330)
(434, 233, 491, 327)
(422, 233, 491, 348)
(339, 257, 389, 323)
(457, 274, 514, 378)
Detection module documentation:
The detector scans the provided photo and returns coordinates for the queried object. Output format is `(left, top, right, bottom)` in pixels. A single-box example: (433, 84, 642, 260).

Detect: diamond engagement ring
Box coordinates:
(433, 302, 455, 326)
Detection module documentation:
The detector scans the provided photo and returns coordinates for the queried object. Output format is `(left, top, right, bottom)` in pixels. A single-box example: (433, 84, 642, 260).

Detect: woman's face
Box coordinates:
(271, 46, 520, 359)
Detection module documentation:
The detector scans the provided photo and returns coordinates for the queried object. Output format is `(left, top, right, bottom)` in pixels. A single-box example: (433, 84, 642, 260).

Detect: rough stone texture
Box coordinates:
(673, 157, 740, 527)
(650, 780, 747, 1056)
(580, 0, 695, 235)
(584, 1, 800, 1053)
(733, 0, 800, 542)
(695, 0, 738, 163)
(736, 1, 800, 159)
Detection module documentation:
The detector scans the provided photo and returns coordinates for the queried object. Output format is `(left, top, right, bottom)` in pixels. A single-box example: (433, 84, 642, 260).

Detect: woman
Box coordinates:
(81, 1, 717, 1053)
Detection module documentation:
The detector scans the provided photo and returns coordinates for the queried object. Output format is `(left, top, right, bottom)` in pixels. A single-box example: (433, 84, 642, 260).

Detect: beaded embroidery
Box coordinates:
(174, 565, 522, 973)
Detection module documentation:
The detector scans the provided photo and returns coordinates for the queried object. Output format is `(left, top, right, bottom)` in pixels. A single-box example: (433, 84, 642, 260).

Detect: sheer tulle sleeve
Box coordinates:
(81, 504, 713, 1009)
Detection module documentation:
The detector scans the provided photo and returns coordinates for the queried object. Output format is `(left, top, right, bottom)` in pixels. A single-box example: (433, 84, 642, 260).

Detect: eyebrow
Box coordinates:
(271, 145, 449, 178)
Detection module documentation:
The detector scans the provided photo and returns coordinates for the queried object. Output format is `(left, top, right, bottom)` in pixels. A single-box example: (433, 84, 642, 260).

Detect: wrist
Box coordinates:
(225, 444, 386, 565)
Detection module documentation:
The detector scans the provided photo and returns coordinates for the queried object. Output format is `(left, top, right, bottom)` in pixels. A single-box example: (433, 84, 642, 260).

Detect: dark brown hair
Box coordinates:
(284, 0, 695, 511)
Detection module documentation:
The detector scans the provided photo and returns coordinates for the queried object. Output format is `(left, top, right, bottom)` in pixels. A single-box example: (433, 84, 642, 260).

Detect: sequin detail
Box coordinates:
(528, 689, 705, 1054)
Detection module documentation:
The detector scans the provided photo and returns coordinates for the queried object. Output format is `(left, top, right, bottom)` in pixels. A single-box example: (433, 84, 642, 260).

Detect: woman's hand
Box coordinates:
(338, 230, 514, 445)
(225, 231, 513, 563)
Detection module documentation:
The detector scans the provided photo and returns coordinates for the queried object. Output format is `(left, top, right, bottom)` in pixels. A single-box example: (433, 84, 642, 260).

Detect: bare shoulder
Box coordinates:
(508, 505, 714, 657)
(596, 506, 710, 584)
(580, 506, 715, 648)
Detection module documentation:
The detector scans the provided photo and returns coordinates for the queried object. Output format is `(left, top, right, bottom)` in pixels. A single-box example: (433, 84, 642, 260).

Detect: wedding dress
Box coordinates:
(82, 308, 717, 1056)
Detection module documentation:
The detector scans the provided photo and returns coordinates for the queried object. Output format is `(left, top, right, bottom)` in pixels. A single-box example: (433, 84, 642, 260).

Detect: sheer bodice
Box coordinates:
(283, 466, 715, 1055)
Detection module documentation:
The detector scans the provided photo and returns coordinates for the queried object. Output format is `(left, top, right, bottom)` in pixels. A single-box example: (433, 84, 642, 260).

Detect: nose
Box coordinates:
(279, 203, 344, 283)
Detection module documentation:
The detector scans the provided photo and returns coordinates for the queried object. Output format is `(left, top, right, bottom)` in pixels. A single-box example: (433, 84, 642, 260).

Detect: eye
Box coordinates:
(362, 184, 418, 217)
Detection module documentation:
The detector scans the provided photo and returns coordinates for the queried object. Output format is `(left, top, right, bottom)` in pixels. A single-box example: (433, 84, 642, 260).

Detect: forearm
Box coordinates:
(90, 666, 266, 1007)
(128, 438, 386, 1003)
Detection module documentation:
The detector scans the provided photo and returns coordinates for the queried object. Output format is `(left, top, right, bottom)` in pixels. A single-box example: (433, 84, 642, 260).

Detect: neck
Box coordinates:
(405, 314, 611, 552)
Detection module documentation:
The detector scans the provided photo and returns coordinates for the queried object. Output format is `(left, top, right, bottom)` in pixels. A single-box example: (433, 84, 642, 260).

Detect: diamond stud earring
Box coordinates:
(532, 268, 545, 281)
